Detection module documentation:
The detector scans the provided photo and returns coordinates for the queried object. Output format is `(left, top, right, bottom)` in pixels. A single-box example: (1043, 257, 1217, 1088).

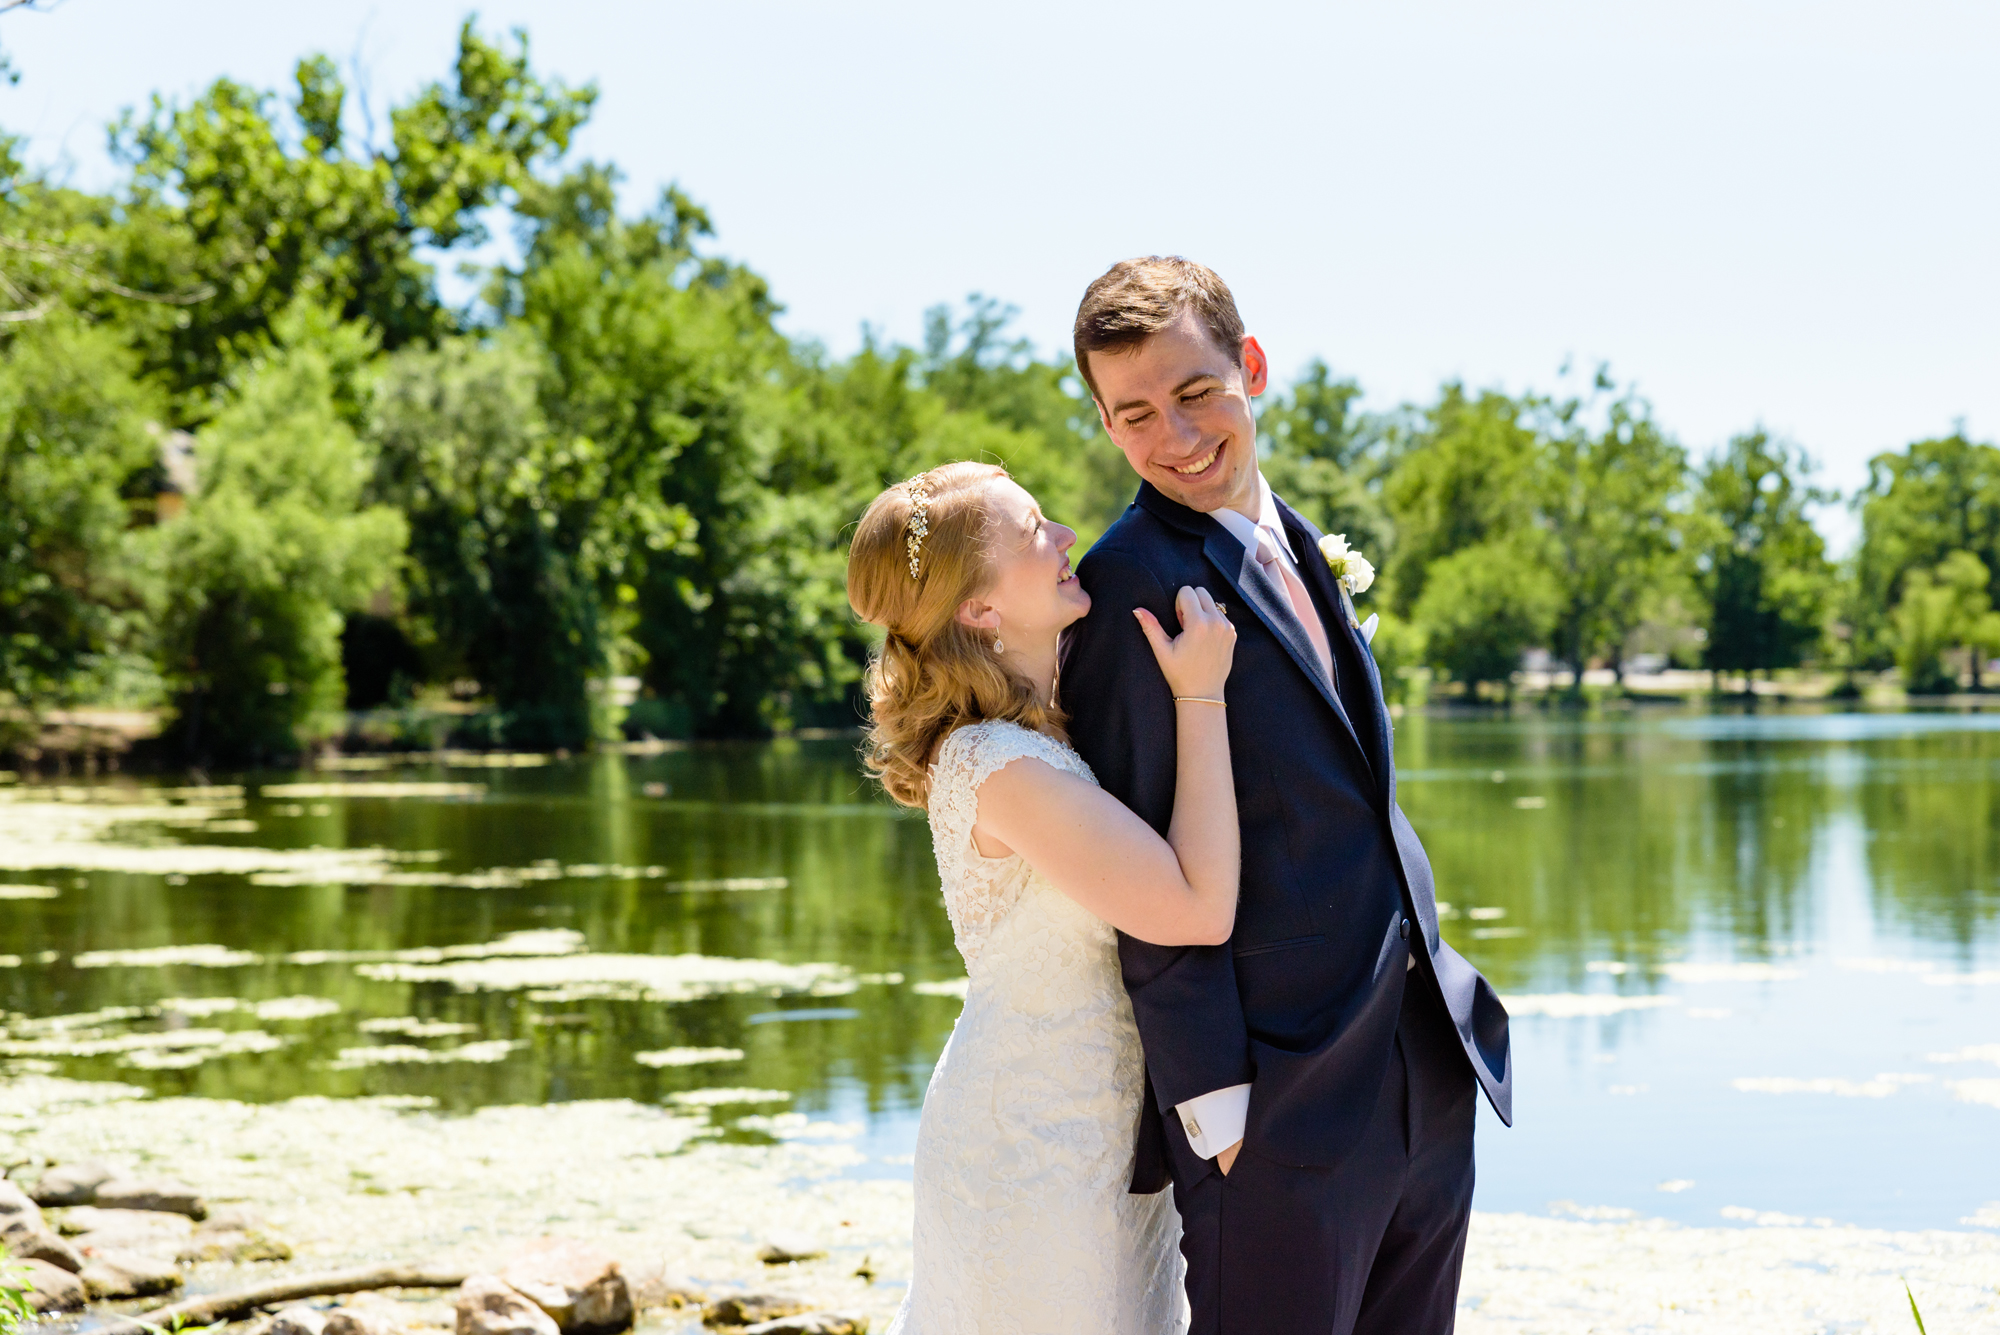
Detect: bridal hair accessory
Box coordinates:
(904, 474, 935, 579)
(1318, 533, 1375, 595)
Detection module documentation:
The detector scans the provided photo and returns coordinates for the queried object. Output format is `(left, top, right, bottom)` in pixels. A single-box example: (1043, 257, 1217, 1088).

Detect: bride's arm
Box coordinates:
(974, 586, 1238, 947)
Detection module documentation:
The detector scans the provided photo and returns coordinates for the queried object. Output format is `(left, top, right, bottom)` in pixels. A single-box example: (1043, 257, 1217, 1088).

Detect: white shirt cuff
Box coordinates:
(1174, 1083, 1251, 1159)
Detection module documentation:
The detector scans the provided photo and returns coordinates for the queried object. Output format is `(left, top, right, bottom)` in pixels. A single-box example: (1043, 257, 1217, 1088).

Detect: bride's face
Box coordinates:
(965, 479, 1090, 642)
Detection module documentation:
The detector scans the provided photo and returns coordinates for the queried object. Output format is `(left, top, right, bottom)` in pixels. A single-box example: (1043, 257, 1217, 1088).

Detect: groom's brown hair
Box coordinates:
(1072, 256, 1245, 403)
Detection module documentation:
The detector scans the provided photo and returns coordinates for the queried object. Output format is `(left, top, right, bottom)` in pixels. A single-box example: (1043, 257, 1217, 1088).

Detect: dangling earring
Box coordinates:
(993, 635, 1005, 654)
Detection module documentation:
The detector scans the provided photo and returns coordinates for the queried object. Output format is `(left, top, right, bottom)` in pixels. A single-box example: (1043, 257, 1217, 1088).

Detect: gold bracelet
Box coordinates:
(1172, 696, 1226, 707)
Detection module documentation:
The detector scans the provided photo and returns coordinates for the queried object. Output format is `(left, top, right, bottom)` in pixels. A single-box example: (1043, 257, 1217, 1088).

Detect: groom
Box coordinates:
(1060, 257, 1512, 1334)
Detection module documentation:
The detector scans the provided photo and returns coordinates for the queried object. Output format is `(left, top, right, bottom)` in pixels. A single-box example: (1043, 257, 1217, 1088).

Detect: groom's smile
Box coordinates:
(1172, 445, 1222, 477)
(1085, 309, 1270, 521)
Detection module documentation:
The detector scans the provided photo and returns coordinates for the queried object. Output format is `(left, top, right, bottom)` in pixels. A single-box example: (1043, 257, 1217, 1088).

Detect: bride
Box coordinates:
(847, 460, 1238, 1335)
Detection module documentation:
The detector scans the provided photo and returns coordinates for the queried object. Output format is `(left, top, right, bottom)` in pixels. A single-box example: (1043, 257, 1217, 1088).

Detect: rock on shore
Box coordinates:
(496, 1238, 633, 1333)
(19, 1256, 87, 1313)
(3, 1073, 1995, 1333)
(457, 1275, 560, 1335)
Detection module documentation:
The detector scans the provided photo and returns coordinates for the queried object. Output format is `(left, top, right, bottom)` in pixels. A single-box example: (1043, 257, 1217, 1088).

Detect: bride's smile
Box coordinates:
(959, 479, 1092, 676)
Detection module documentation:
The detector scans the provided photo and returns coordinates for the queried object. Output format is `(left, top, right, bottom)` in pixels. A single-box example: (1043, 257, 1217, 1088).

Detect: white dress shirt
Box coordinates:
(1171, 472, 1400, 1162)
(1209, 470, 1303, 588)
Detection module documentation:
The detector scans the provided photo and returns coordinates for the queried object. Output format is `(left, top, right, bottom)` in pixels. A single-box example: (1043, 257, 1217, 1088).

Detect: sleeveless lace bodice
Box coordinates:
(889, 720, 1186, 1335)
(925, 720, 1099, 968)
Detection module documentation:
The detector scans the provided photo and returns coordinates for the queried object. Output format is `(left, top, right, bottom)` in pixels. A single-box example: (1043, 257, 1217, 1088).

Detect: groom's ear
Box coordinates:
(1241, 335, 1270, 397)
(1093, 394, 1114, 438)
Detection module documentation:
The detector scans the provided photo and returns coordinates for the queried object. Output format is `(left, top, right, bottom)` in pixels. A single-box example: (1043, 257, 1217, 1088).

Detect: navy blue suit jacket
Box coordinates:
(1059, 482, 1512, 1192)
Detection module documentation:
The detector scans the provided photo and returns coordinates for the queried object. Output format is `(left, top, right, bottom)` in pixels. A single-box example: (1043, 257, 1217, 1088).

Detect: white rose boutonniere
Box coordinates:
(1318, 534, 1375, 595)
(1318, 533, 1380, 644)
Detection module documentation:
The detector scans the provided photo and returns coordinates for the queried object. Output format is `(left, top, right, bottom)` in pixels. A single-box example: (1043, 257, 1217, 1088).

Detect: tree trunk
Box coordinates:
(101, 1266, 471, 1335)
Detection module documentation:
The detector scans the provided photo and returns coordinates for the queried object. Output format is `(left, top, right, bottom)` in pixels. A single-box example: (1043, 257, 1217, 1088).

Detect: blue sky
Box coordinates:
(6, 1, 1997, 552)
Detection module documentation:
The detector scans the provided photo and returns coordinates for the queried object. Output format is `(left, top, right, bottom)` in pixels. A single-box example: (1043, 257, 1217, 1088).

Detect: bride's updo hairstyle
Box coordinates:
(848, 461, 1067, 808)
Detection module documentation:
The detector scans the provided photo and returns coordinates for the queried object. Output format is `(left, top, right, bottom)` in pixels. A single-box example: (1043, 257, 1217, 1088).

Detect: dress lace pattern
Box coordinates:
(888, 720, 1187, 1335)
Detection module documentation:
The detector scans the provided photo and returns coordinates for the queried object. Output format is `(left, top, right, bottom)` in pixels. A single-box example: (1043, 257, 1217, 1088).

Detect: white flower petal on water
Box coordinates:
(1731, 1073, 1931, 1098)
(354, 951, 851, 1003)
(635, 1047, 745, 1067)
(72, 944, 261, 969)
(1658, 962, 1802, 983)
(1721, 1205, 1812, 1227)
(254, 996, 342, 1021)
(331, 1039, 522, 1067)
(1950, 1078, 2000, 1108)
(665, 1087, 792, 1106)
(1927, 1044, 2000, 1067)
(1834, 957, 1938, 974)
(663, 876, 789, 891)
(158, 996, 243, 1017)
(1499, 993, 1676, 1018)
(260, 782, 487, 799)
(734, 1112, 863, 1139)
(1549, 1201, 1637, 1221)
(357, 1017, 480, 1038)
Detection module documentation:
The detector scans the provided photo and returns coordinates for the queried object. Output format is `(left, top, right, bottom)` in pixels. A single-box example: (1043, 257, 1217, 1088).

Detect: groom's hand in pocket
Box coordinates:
(1217, 1140, 1242, 1176)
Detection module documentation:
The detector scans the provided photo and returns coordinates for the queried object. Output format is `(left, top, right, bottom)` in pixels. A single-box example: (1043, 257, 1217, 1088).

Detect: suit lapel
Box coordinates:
(1132, 484, 1375, 779)
(1199, 526, 1340, 705)
(1281, 503, 1394, 793)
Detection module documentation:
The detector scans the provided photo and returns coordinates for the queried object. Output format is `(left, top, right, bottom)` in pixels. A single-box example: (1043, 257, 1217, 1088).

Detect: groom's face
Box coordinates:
(1088, 310, 1269, 518)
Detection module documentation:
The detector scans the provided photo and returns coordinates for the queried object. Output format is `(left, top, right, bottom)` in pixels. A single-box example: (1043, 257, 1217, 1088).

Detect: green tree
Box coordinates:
(1259, 359, 1392, 573)
(1413, 538, 1558, 698)
(1894, 551, 2000, 694)
(148, 307, 406, 761)
(1535, 382, 1689, 691)
(1894, 566, 1962, 695)
(508, 180, 804, 740)
(0, 316, 161, 719)
(368, 332, 642, 745)
(108, 22, 595, 416)
(1384, 384, 1541, 615)
(915, 296, 1115, 543)
(1855, 431, 2000, 667)
(1691, 430, 1833, 691)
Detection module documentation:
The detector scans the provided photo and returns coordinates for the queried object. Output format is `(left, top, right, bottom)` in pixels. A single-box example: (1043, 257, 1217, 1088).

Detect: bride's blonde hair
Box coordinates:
(848, 461, 1066, 808)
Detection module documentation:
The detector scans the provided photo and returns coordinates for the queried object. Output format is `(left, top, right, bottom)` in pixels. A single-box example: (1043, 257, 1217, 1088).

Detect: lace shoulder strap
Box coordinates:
(927, 720, 1094, 889)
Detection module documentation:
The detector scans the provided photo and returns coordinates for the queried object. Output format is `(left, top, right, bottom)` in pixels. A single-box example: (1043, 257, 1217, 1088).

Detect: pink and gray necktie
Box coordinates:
(1255, 529, 1335, 687)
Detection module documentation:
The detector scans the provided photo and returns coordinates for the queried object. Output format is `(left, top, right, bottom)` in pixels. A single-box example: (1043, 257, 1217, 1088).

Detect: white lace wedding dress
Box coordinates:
(887, 720, 1187, 1335)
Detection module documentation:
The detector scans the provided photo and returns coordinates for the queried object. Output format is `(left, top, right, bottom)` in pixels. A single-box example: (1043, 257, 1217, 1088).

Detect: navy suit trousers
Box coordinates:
(1167, 976, 1478, 1335)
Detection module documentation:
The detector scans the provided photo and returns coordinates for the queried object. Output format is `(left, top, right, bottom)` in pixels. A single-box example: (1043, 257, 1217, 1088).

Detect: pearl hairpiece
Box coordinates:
(904, 474, 934, 579)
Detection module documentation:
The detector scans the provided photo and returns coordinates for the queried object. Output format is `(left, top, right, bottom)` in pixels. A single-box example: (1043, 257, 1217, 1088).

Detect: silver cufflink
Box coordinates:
(1183, 1117, 1203, 1139)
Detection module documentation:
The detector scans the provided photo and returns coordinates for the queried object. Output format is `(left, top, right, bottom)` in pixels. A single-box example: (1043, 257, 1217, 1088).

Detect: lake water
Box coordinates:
(3, 707, 1997, 1233)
